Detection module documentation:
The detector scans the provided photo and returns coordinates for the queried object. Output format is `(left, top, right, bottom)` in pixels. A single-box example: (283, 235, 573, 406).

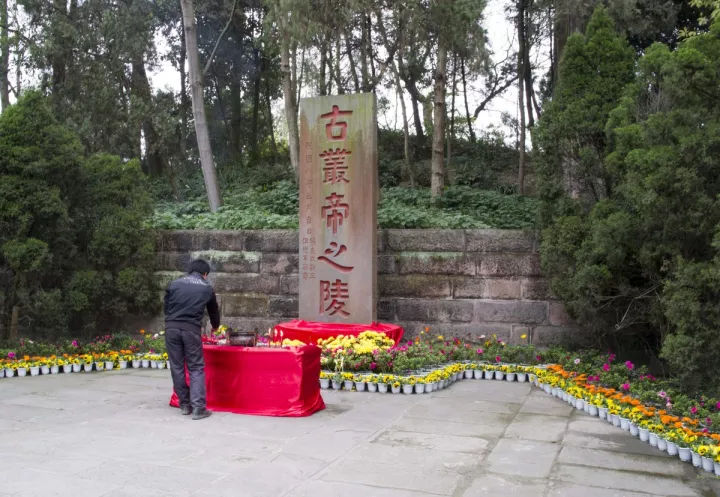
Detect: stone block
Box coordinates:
(396, 300, 474, 323)
(385, 229, 464, 252)
(483, 278, 522, 299)
(260, 253, 299, 274)
(206, 231, 244, 251)
(211, 273, 280, 294)
(268, 296, 298, 317)
(379, 275, 451, 298)
(280, 274, 299, 295)
(156, 252, 192, 272)
(475, 300, 547, 324)
(521, 278, 552, 300)
(221, 294, 269, 317)
(189, 250, 260, 273)
(263, 230, 299, 252)
(532, 326, 587, 347)
(477, 254, 541, 277)
(157, 230, 197, 252)
(452, 277, 485, 298)
(377, 255, 396, 274)
(511, 325, 532, 343)
(155, 271, 185, 289)
(399, 322, 511, 342)
(396, 252, 475, 275)
(465, 229, 536, 253)
(377, 300, 396, 321)
(548, 301, 574, 326)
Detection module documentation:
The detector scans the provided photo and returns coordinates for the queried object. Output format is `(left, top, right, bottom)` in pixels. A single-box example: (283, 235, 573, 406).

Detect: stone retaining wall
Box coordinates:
(153, 229, 581, 345)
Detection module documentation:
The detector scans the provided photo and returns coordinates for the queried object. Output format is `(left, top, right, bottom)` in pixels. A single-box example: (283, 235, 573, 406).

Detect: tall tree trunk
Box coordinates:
(250, 49, 261, 164)
(334, 36, 343, 94)
(460, 57, 475, 142)
(180, 0, 222, 211)
(179, 15, 189, 156)
(279, 27, 299, 175)
(131, 56, 169, 178)
(394, 60, 413, 187)
(359, 19, 369, 91)
(344, 28, 360, 92)
(430, 39, 448, 199)
(520, 6, 535, 128)
(319, 37, 327, 95)
(0, 0, 9, 111)
(447, 54, 457, 168)
(517, 1, 527, 195)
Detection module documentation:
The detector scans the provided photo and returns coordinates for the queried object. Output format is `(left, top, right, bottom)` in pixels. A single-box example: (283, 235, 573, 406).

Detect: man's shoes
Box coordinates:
(180, 405, 192, 415)
(192, 407, 212, 420)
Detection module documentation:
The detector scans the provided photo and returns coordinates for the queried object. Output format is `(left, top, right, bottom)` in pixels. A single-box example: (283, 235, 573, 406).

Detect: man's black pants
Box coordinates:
(165, 327, 206, 409)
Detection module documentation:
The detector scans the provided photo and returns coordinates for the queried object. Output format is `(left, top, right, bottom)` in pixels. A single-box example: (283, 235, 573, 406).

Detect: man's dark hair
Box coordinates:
(188, 259, 211, 275)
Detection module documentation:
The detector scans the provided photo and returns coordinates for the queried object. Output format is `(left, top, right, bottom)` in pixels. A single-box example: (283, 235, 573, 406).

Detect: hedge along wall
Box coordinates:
(153, 229, 581, 345)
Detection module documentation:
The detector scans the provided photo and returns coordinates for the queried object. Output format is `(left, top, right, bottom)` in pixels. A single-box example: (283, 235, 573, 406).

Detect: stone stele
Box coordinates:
(298, 93, 378, 323)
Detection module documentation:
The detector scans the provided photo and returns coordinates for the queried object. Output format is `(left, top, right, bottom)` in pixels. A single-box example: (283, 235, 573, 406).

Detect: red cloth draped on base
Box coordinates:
(274, 320, 404, 345)
(169, 344, 325, 417)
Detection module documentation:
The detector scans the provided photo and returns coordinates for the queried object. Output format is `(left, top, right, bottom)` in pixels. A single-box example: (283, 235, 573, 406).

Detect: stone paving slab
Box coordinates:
(1, 370, 719, 497)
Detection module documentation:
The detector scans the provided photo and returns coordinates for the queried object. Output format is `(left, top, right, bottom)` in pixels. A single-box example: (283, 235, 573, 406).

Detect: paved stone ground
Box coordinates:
(2, 370, 720, 497)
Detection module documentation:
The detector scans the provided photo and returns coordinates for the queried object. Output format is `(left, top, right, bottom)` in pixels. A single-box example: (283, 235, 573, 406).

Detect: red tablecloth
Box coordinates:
(275, 320, 404, 345)
(169, 344, 325, 417)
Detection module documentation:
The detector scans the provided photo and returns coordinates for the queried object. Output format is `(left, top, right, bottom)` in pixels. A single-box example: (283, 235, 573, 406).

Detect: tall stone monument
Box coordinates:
(298, 93, 377, 323)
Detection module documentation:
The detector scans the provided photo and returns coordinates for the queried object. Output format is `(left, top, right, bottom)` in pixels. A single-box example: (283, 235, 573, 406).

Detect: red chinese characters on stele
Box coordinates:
(318, 105, 354, 318)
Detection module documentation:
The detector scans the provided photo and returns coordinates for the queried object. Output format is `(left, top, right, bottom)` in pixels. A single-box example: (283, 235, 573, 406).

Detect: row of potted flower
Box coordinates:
(0, 352, 169, 377)
(319, 362, 538, 394)
(534, 365, 720, 477)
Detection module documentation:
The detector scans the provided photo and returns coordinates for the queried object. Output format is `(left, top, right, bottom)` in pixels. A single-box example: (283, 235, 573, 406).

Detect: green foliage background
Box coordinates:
(537, 8, 720, 395)
(0, 92, 158, 340)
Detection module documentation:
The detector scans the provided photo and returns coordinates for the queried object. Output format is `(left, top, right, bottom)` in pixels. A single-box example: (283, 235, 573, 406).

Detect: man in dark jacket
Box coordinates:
(164, 259, 220, 420)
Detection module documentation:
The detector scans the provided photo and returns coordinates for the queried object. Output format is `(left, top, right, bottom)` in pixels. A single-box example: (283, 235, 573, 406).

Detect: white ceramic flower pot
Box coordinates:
(94, 362, 104, 371)
(17, 368, 27, 377)
(156, 361, 165, 369)
(415, 383, 426, 394)
(543, 383, 551, 394)
(464, 370, 473, 379)
(165, 361, 170, 369)
(701, 456, 714, 472)
(367, 382, 377, 392)
(677, 447, 691, 462)
(378, 383, 388, 393)
(355, 381, 366, 392)
(402, 384, 414, 394)
(105, 361, 113, 370)
(132, 360, 140, 368)
(506, 373, 516, 382)
(588, 405, 599, 417)
(638, 428, 649, 442)
(141, 360, 149, 368)
(714, 461, 720, 476)
(598, 407, 608, 420)
(0, 368, 4, 378)
(118, 361, 127, 369)
(319, 378, 330, 389)
(50, 365, 59, 374)
(484, 370, 494, 380)
(30, 366, 40, 376)
(473, 369, 482, 379)
(40, 366, 49, 375)
(691, 451, 701, 467)
(343, 380, 353, 390)
(657, 438, 667, 452)
(666, 441, 678, 456)
(72, 363, 81, 372)
(648, 432, 658, 447)
(150, 360, 157, 368)
(4, 368, 12, 377)
(331, 380, 341, 390)
(495, 372, 505, 381)
(619, 417, 630, 431)
(611, 414, 621, 428)
(516, 373, 527, 382)
(575, 399, 585, 410)
(629, 423, 639, 437)
(391, 385, 401, 394)
(583, 402, 590, 414)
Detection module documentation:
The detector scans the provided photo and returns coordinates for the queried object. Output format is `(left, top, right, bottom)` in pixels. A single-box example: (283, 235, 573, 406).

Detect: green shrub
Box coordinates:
(0, 92, 157, 340)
